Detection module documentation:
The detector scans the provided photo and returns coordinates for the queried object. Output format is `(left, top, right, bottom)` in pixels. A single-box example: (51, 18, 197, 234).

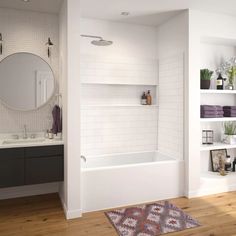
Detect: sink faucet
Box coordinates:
(23, 124, 28, 139)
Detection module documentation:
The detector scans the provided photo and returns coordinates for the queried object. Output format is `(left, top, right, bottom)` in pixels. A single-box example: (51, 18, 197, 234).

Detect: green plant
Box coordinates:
(200, 69, 214, 80)
(224, 122, 236, 135)
(227, 66, 236, 85)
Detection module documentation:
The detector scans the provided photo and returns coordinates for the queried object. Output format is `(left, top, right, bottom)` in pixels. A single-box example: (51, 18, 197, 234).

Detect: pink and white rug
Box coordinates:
(105, 201, 200, 236)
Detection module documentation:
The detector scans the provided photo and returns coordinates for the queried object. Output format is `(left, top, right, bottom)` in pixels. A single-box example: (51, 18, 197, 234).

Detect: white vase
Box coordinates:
(222, 134, 236, 144)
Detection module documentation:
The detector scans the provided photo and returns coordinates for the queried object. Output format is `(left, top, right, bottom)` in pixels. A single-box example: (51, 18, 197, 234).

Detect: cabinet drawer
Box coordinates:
(25, 155, 63, 185)
(25, 145, 63, 158)
(0, 148, 24, 188)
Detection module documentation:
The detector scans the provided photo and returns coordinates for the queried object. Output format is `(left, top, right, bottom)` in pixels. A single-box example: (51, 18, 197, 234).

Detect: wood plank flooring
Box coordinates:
(0, 192, 236, 236)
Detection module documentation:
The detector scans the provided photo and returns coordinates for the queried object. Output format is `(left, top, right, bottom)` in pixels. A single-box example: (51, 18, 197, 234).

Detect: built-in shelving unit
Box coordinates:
(199, 37, 236, 195)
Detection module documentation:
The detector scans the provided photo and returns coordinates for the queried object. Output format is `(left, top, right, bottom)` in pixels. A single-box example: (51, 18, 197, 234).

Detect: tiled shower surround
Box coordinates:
(0, 8, 59, 133)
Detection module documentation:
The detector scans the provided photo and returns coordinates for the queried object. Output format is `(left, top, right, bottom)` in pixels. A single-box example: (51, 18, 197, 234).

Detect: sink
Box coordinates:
(2, 138, 45, 145)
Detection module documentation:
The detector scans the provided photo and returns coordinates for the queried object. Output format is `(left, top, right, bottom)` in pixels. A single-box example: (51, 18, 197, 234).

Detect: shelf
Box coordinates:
(200, 117, 236, 122)
(82, 104, 159, 107)
(81, 82, 158, 86)
(201, 142, 236, 151)
(200, 89, 236, 94)
(201, 171, 236, 180)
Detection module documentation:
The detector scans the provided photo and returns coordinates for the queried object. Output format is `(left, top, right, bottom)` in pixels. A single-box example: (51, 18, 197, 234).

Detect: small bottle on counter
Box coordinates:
(141, 92, 147, 105)
(48, 130, 54, 139)
(146, 90, 152, 105)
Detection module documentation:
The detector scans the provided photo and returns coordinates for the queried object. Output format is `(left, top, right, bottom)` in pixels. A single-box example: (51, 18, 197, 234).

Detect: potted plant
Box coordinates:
(222, 122, 236, 144)
(200, 69, 214, 89)
(226, 66, 236, 90)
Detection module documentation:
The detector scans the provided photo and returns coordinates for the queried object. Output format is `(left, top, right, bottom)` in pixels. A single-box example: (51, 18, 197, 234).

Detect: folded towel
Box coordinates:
(224, 111, 236, 117)
(223, 106, 236, 110)
(201, 114, 224, 118)
(201, 111, 224, 115)
(201, 105, 223, 111)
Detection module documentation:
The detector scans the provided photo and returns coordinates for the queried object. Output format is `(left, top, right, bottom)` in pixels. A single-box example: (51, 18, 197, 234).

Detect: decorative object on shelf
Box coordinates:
(216, 73, 226, 90)
(202, 130, 214, 144)
(200, 105, 223, 118)
(225, 155, 232, 171)
(210, 149, 227, 172)
(226, 66, 236, 90)
(0, 33, 2, 55)
(216, 57, 236, 90)
(46, 37, 53, 58)
(232, 157, 236, 172)
(141, 92, 147, 105)
(146, 90, 152, 105)
(222, 121, 236, 144)
(200, 69, 213, 89)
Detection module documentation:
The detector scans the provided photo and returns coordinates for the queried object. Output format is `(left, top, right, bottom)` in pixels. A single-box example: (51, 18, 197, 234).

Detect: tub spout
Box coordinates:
(81, 155, 87, 162)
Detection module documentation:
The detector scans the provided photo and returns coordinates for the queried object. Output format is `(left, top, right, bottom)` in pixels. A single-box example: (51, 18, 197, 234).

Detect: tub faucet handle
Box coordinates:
(81, 155, 86, 162)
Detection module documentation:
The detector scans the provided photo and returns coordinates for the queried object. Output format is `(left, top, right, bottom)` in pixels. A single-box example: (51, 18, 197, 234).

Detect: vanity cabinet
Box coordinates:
(0, 145, 64, 188)
(0, 148, 24, 188)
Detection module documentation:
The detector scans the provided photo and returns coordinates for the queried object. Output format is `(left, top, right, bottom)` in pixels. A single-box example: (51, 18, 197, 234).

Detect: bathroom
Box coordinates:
(0, 0, 187, 218)
(1, 2, 236, 236)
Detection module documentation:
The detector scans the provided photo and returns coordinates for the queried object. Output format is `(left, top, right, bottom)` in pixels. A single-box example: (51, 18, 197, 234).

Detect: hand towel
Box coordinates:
(52, 105, 62, 134)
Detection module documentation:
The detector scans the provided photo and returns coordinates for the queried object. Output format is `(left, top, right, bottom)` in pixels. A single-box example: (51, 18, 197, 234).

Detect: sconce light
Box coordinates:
(0, 33, 3, 55)
(46, 37, 53, 58)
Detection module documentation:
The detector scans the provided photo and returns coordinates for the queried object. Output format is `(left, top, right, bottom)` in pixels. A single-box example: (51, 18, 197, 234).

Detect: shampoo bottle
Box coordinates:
(146, 90, 152, 105)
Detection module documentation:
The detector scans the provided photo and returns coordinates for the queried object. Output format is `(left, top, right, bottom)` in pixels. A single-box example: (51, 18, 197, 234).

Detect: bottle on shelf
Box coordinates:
(232, 158, 236, 172)
(225, 155, 232, 171)
(146, 90, 152, 105)
(216, 73, 226, 90)
(141, 92, 147, 105)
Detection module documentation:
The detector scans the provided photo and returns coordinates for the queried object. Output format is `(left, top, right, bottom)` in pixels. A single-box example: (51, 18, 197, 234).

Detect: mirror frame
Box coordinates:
(0, 52, 56, 112)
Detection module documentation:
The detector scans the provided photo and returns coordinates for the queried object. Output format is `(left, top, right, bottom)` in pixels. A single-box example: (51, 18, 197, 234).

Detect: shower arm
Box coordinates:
(80, 34, 103, 40)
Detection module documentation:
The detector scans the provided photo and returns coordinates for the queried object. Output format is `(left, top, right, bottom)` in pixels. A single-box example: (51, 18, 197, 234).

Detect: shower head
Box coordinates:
(81, 34, 113, 46)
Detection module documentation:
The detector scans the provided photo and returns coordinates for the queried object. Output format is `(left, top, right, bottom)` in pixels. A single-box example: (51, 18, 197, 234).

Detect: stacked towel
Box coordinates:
(201, 105, 224, 118)
(223, 106, 236, 117)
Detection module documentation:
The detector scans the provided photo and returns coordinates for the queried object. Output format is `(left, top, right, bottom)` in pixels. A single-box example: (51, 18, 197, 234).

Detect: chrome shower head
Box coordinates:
(91, 39, 113, 46)
(81, 34, 113, 46)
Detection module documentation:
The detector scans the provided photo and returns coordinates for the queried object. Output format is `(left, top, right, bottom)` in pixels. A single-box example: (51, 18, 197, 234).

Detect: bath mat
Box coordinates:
(105, 201, 200, 236)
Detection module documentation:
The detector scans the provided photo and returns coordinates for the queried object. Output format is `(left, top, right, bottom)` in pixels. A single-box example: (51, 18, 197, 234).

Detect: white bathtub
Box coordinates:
(81, 151, 184, 212)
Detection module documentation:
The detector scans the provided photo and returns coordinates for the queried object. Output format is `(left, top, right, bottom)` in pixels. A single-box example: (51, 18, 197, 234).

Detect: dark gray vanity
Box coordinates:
(0, 145, 64, 188)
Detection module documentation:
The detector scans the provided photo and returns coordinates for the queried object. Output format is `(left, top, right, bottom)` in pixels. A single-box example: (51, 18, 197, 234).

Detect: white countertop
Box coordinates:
(0, 133, 64, 149)
(0, 139, 64, 149)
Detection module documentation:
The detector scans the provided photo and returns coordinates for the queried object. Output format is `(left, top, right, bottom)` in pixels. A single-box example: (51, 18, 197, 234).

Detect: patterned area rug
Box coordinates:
(105, 201, 200, 236)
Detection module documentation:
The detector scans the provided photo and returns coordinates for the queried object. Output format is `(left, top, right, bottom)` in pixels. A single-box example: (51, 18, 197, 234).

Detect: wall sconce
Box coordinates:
(46, 37, 53, 58)
(0, 33, 3, 55)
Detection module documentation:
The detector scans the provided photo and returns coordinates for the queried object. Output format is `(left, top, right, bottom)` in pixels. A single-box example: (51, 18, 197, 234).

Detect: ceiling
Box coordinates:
(0, 0, 63, 14)
(80, 0, 236, 26)
(0, 0, 236, 25)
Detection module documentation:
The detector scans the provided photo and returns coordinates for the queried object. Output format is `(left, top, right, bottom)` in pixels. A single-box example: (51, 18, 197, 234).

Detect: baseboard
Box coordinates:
(59, 196, 82, 219)
(0, 182, 59, 200)
(186, 185, 236, 198)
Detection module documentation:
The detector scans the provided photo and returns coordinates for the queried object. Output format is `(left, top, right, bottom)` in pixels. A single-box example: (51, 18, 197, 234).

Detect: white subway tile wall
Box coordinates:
(158, 54, 184, 160)
(81, 106, 158, 156)
(80, 55, 158, 156)
(0, 8, 59, 133)
(80, 55, 158, 85)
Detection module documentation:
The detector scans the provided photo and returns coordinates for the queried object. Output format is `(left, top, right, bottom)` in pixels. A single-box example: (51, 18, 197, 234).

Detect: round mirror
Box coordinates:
(0, 53, 55, 111)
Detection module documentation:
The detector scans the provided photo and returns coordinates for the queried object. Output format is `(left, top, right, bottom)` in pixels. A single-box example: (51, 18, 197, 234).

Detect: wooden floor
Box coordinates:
(0, 192, 236, 236)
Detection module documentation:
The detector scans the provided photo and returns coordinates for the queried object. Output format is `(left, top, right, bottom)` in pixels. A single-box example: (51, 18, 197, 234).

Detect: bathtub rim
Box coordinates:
(81, 150, 183, 172)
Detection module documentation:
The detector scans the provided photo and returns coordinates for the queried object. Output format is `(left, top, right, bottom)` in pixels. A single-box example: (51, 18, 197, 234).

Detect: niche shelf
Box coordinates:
(82, 104, 158, 107)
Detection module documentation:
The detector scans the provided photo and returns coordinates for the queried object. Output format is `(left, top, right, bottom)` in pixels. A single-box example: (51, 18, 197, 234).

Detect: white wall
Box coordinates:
(59, 0, 81, 219)
(0, 8, 59, 133)
(188, 10, 236, 197)
(156, 12, 188, 162)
